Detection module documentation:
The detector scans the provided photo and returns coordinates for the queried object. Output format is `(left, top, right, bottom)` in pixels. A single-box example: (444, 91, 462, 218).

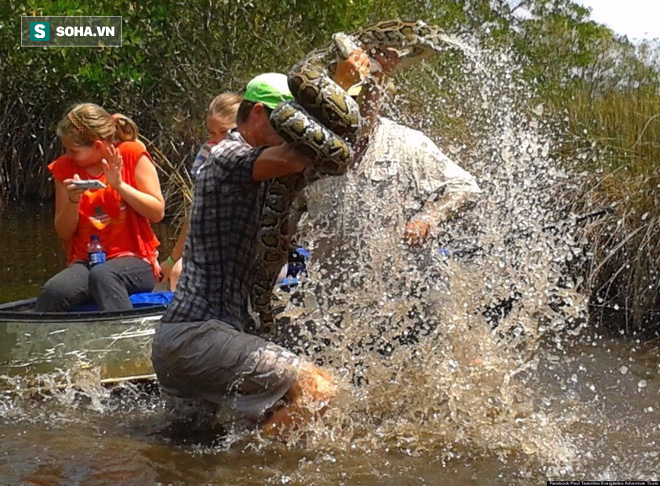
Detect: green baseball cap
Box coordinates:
(243, 73, 293, 110)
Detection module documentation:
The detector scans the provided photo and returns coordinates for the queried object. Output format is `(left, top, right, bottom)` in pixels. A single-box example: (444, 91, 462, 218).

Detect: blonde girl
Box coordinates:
(35, 103, 165, 312)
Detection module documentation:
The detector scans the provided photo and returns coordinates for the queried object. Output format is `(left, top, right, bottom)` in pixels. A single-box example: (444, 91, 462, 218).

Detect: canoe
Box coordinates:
(0, 292, 173, 384)
(0, 247, 309, 384)
(0, 244, 310, 324)
(0, 278, 306, 324)
(0, 292, 172, 323)
(0, 281, 305, 385)
(0, 285, 304, 386)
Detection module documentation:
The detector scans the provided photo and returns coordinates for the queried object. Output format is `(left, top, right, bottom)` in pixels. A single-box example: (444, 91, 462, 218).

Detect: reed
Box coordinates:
(0, 93, 61, 201)
(1, 0, 657, 334)
(562, 88, 659, 334)
(140, 133, 194, 227)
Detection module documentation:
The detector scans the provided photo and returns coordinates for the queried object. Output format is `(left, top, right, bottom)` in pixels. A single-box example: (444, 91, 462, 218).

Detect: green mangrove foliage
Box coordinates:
(0, 0, 657, 332)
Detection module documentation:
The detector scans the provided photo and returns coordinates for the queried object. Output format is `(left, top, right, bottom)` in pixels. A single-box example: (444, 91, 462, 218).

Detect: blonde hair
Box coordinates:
(57, 103, 139, 146)
(208, 92, 241, 121)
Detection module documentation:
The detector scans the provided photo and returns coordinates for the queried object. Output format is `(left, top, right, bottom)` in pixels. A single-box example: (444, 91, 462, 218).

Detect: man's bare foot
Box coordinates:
(261, 364, 336, 439)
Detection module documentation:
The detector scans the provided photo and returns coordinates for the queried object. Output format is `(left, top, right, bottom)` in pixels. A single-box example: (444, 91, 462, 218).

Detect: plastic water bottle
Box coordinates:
(87, 235, 107, 266)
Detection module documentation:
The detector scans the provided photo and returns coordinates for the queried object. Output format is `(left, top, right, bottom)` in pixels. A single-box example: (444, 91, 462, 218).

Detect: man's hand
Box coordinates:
(403, 192, 479, 247)
(334, 48, 371, 91)
(334, 47, 400, 92)
(404, 216, 431, 247)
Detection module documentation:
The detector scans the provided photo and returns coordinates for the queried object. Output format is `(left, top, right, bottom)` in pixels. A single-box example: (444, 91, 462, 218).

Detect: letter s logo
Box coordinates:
(29, 21, 50, 41)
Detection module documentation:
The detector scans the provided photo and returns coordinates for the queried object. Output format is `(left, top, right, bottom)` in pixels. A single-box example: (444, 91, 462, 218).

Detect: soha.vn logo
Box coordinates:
(29, 22, 50, 41)
(30, 21, 116, 40)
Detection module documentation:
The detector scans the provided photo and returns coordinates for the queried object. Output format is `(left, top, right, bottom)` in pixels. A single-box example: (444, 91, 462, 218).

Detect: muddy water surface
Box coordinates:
(0, 203, 657, 486)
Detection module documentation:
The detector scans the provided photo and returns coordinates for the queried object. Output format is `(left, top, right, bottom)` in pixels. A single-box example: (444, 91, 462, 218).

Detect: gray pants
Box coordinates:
(151, 320, 300, 421)
(35, 257, 155, 312)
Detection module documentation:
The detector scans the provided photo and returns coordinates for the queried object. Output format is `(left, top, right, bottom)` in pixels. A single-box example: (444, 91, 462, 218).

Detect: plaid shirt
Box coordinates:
(190, 140, 216, 180)
(162, 130, 267, 329)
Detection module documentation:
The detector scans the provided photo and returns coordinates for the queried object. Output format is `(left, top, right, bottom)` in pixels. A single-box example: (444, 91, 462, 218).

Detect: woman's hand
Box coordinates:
(102, 143, 124, 189)
(62, 174, 86, 203)
(159, 258, 173, 282)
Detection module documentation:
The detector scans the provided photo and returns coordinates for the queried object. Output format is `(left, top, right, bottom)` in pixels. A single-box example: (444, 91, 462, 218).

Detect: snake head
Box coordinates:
(333, 32, 360, 59)
(368, 45, 435, 73)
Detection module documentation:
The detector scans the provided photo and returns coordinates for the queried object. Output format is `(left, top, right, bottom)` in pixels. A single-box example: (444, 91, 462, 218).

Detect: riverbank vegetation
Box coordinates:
(0, 0, 657, 334)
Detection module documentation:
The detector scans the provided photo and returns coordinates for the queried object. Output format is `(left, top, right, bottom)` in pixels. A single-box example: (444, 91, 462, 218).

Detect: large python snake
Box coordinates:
(250, 19, 454, 334)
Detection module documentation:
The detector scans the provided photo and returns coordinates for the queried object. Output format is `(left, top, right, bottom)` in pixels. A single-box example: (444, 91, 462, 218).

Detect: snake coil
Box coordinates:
(251, 19, 450, 333)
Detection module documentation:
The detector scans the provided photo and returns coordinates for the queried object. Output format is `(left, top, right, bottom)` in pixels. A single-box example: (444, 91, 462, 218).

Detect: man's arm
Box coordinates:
(252, 143, 309, 181)
(159, 216, 189, 283)
(351, 49, 401, 158)
(404, 191, 478, 247)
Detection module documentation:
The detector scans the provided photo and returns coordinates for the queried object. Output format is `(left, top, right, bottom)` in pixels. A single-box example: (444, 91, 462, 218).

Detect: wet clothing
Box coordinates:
(300, 117, 481, 265)
(162, 130, 267, 329)
(38, 142, 160, 312)
(293, 118, 482, 359)
(154, 129, 299, 420)
(34, 257, 155, 312)
(47, 141, 160, 276)
(152, 320, 299, 420)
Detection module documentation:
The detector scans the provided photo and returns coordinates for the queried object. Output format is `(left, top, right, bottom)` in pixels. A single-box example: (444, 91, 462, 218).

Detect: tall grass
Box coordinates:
(564, 89, 659, 334)
(0, 93, 61, 201)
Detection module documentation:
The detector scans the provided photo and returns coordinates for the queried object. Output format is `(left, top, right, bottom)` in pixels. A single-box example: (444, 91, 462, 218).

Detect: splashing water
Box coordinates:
(272, 37, 592, 473)
(1, 34, 658, 485)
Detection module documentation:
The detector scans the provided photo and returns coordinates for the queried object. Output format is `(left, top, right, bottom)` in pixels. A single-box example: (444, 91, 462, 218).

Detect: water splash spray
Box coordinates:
(274, 35, 590, 472)
(0, 30, 598, 482)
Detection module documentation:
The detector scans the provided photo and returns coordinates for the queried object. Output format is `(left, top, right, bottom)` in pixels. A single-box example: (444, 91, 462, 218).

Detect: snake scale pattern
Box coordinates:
(251, 19, 453, 333)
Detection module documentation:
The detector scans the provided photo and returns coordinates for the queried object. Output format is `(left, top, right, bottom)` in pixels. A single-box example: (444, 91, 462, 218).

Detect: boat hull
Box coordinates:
(0, 297, 167, 324)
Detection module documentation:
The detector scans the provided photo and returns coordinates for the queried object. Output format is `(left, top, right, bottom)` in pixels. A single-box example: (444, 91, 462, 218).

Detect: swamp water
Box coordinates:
(0, 38, 658, 485)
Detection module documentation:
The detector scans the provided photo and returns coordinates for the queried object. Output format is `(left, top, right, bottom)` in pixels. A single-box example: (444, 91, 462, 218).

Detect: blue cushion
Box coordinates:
(129, 291, 174, 307)
(278, 277, 299, 288)
(71, 291, 175, 312)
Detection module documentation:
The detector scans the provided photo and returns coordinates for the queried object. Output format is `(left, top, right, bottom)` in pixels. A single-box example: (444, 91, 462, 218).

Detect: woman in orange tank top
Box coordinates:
(35, 103, 165, 312)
